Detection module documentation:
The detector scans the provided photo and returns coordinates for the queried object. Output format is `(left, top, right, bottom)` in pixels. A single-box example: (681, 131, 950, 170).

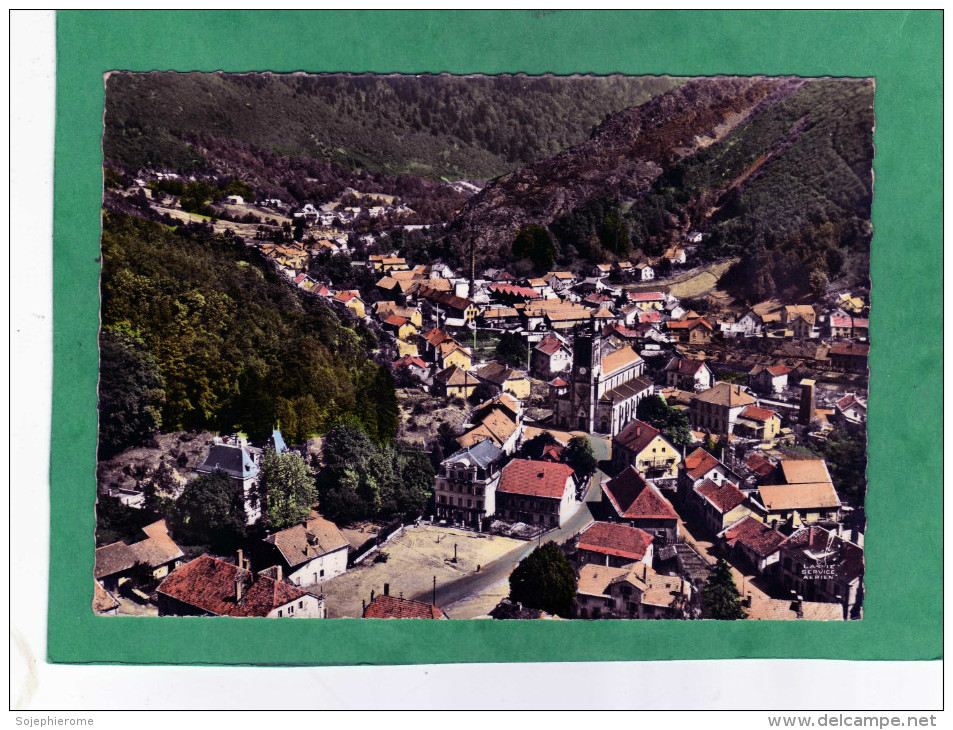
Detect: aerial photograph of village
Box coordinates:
(94, 72, 871, 622)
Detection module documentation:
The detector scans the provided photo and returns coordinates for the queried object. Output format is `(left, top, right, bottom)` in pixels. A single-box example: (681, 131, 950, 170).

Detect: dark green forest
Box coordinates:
(103, 72, 678, 180)
(624, 78, 874, 301)
(99, 212, 398, 452)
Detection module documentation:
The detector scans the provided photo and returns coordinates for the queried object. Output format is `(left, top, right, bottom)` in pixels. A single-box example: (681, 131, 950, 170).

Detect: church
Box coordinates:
(550, 329, 654, 436)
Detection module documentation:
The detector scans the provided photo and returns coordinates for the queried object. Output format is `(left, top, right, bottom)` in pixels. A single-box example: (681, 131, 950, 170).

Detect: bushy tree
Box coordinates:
(495, 331, 528, 369)
(513, 225, 556, 272)
(636, 394, 693, 447)
(701, 559, 747, 620)
(565, 436, 598, 478)
(170, 469, 247, 552)
(508, 541, 577, 618)
(260, 448, 317, 530)
(518, 431, 560, 460)
(97, 327, 165, 458)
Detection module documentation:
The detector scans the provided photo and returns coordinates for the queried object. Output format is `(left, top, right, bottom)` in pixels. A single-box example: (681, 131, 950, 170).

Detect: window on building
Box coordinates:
(289, 605, 294, 615)
(320, 569, 325, 577)
(277, 610, 282, 617)
(299, 601, 304, 609)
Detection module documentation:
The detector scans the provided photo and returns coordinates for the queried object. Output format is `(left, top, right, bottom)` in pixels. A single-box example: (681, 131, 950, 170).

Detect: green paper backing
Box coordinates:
(50, 9, 942, 664)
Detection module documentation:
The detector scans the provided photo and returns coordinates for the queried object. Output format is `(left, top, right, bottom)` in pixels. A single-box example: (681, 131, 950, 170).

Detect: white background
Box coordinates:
(7, 9, 945, 715)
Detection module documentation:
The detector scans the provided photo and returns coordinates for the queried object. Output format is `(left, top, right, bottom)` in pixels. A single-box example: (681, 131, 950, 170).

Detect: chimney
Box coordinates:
(275, 565, 282, 582)
(237, 549, 245, 570)
(799, 379, 816, 426)
(235, 575, 244, 602)
(384, 583, 390, 597)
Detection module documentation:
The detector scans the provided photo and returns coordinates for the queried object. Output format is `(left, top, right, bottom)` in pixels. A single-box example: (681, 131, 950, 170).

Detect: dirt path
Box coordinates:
(624, 258, 737, 299)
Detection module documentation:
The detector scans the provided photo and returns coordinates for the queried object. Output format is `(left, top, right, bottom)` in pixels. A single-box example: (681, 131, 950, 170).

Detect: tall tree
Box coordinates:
(259, 448, 318, 530)
(512, 225, 556, 272)
(565, 436, 598, 479)
(508, 541, 577, 618)
(170, 469, 247, 552)
(495, 331, 529, 369)
(701, 559, 747, 620)
(97, 327, 165, 458)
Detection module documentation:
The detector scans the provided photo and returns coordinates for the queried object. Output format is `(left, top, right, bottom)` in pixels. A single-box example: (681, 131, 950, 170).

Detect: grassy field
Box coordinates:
(318, 525, 523, 618)
(624, 258, 738, 299)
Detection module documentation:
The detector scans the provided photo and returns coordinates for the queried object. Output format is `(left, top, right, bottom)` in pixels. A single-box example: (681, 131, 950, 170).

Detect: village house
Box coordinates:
(744, 594, 845, 621)
(663, 357, 714, 392)
(828, 342, 869, 373)
(751, 479, 841, 529)
(663, 246, 687, 265)
(748, 364, 790, 395)
(195, 435, 263, 524)
(434, 438, 504, 526)
(94, 520, 185, 592)
(614, 260, 635, 278)
(457, 406, 521, 455)
(157, 554, 325, 618)
(259, 512, 349, 588)
(488, 282, 543, 304)
(546, 270, 576, 292)
(733, 309, 765, 337)
(782, 305, 818, 339)
(575, 521, 655, 569)
(733, 405, 782, 441)
(496, 459, 578, 528)
(433, 365, 480, 400)
(677, 447, 744, 504)
(666, 317, 713, 345)
(634, 262, 655, 281)
(531, 334, 572, 378)
(368, 254, 409, 273)
(684, 477, 752, 535)
(375, 301, 423, 328)
(834, 393, 867, 429)
(416, 286, 478, 327)
(434, 340, 473, 371)
(478, 306, 522, 330)
(574, 562, 690, 620)
(776, 526, 864, 619)
(475, 361, 532, 399)
(689, 382, 757, 436)
(363, 589, 448, 619)
(717, 515, 786, 576)
(627, 291, 666, 311)
(611, 419, 680, 482)
(382, 314, 418, 343)
(332, 289, 366, 319)
(591, 263, 612, 278)
(602, 466, 679, 544)
(392, 354, 430, 382)
(551, 332, 654, 436)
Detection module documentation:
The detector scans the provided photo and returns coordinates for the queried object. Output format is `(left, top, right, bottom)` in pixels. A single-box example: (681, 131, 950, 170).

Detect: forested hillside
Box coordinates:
(103, 72, 679, 179)
(98, 212, 398, 454)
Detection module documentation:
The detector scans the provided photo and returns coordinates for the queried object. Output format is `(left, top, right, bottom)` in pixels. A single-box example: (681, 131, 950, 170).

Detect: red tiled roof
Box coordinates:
(498, 459, 575, 499)
(666, 317, 713, 331)
(363, 594, 447, 619)
(422, 328, 452, 347)
(602, 467, 678, 521)
(489, 283, 541, 299)
(628, 291, 665, 302)
(548, 377, 568, 387)
(578, 522, 654, 562)
(383, 314, 409, 327)
(745, 453, 777, 479)
(836, 394, 865, 411)
(333, 290, 360, 303)
(720, 515, 787, 557)
(741, 405, 778, 422)
(684, 447, 720, 480)
(535, 335, 566, 355)
(830, 315, 852, 328)
(829, 343, 870, 357)
(695, 478, 747, 513)
(766, 365, 790, 376)
(613, 419, 662, 457)
(664, 358, 707, 375)
(637, 310, 662, 323)
(393, 355, 427, 369)
(157, 555, 308, 617)
(294, 273, 307, 284)
(540, 443, 565, 462)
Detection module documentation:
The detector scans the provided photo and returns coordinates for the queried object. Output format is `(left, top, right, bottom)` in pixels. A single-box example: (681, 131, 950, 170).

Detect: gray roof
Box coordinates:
(271, 429, 288, 454)
(444, 439, 504, 469)
(197, 444, 259, 480)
